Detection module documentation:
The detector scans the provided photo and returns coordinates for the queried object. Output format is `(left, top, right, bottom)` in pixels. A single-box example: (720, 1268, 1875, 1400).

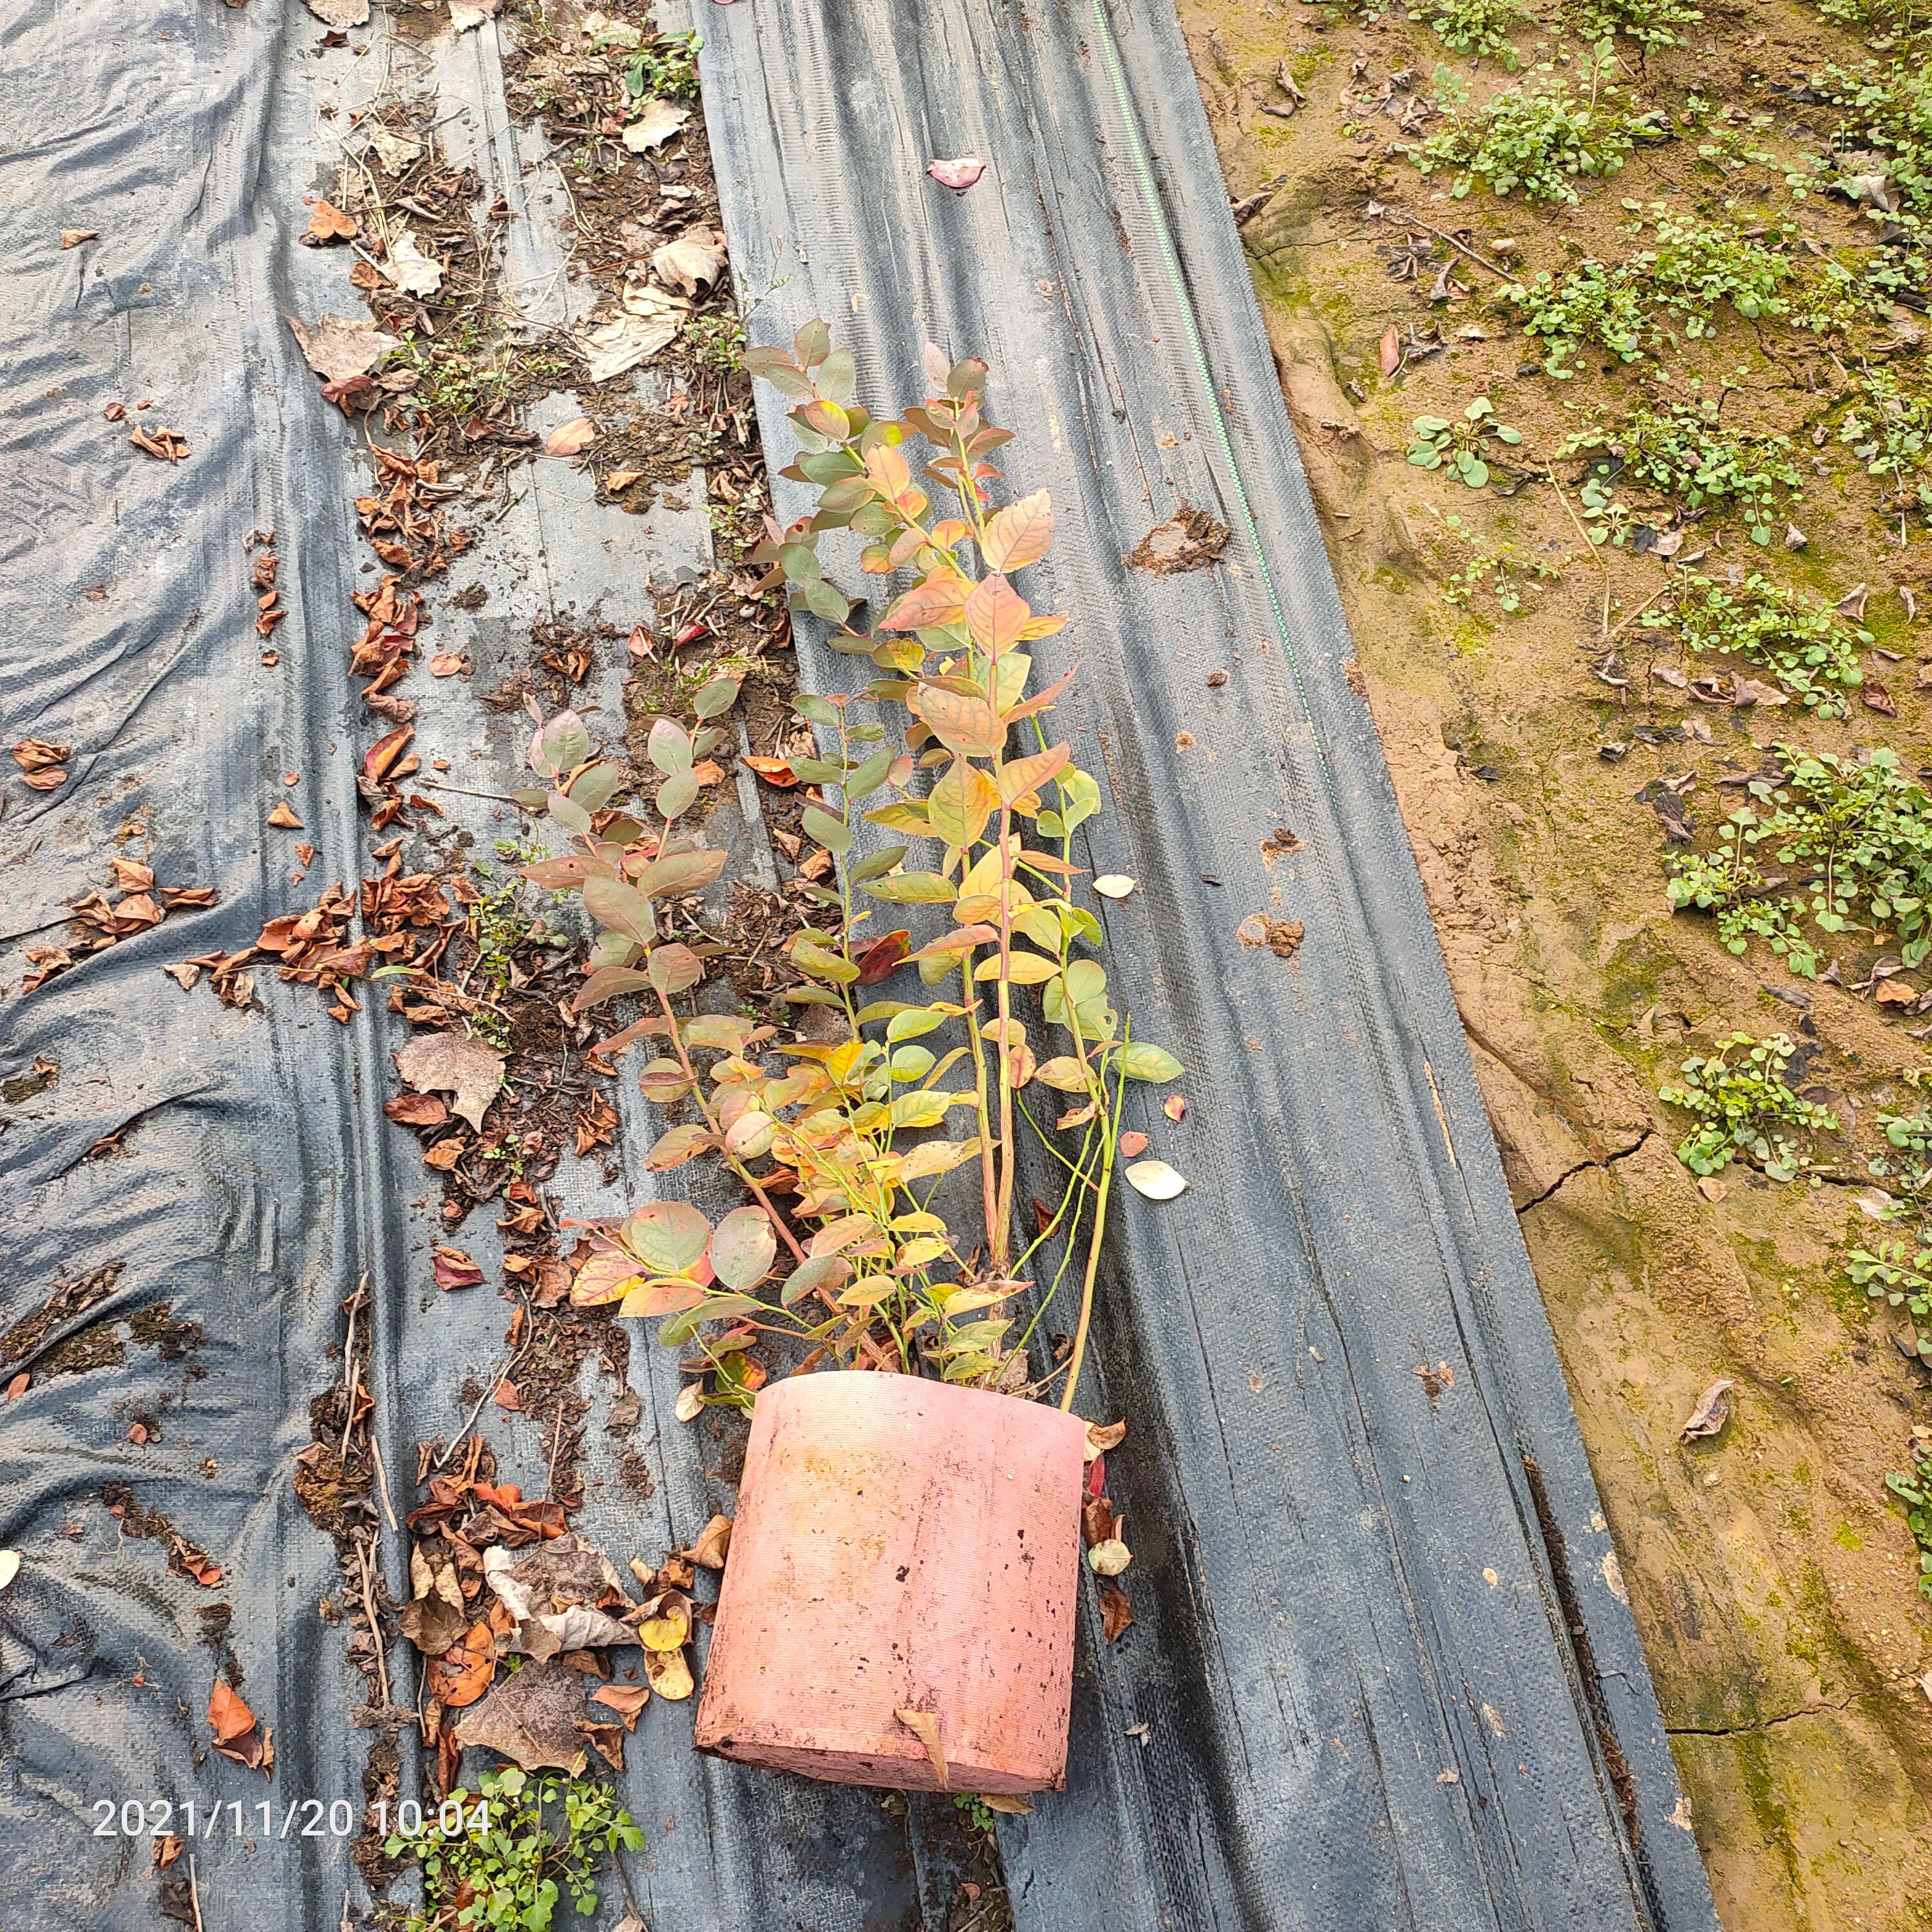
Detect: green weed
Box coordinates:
(1659, 1031, 1841, 1180)
(1654, 572, 1869, 714)
(1409, 0, 1531, 65)
(1411, 72, 1636, 204)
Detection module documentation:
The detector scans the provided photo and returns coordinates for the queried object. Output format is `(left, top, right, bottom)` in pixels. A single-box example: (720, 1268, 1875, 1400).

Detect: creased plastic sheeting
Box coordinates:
(0, 5, 943, 1929)
(699, 1, 1721, 1928)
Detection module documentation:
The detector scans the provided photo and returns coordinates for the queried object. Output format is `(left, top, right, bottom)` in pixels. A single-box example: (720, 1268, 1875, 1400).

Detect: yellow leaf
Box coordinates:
(644, 1646, 695, 1700)
(973, 948, 1060, 983)
(981, 488, 1054, 572)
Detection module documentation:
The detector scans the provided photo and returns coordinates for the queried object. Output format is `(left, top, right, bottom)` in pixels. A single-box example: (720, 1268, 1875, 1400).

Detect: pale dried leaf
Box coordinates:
(384, 229, 444, 297)
(579, 310, 681, 383)
(303, 0, 369, 22)
(1082, 1418, 1127, 1463)
(652, 229, 726, 297)
(1124, 1159, 1186, 1201)
(285, 313, 399, 384)
(1091, 875, 1136, 900)
(623, 100, 689, 151)
(1087, 1535, 1132, 1577)
(394, 1030, 506, 1132)
(0, 1550, 18, 1593)
(895, 1706, 949, 1785)
(452, 1659, 590, 1773)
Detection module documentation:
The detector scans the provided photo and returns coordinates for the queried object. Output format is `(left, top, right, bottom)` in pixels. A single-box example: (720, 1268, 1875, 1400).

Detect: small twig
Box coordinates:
(369, 1431, 400, 1533)
(1544, 468, 1613, 638)
(1603, 583, 1673, 647)
(1381, 208, 1514, 281)
(356, 1534, 392, 1714)
(187, 1855, 205, 1932)
(434, 1350, 529, 1468)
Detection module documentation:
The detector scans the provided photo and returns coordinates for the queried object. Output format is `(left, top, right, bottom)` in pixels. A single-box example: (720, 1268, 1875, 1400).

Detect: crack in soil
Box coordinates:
(1515, 1132, 1655, 1215)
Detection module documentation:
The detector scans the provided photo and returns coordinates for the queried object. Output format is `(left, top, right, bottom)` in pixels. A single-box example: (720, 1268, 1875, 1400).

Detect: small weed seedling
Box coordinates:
(1839, 366, 1932, 523)
(1569, 0, 1702, 50)
(1409, 0, 1531, 66)
(1411, 70, 1635, 204)
(384, 1767, 643, 1932)
(1559, 393, 1801, 544)
(1884, 1430, 1932, 1596)
(1660, 1032, 1839, 1181)
(1438, 516, 1560, 611)
(1654, 572, 1869, 714)
(1407, 397, 1524, 486)
(1665, 748, 1932, 979)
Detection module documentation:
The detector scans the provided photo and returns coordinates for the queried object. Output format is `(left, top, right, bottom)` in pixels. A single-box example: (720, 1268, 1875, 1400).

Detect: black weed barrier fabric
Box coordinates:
(0, 1, 1718, 1929)
(699, 1, 1723, 1929)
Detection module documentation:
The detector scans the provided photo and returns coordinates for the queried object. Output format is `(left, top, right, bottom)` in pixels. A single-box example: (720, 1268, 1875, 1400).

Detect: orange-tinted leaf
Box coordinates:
(741, 755, 799, 788)
(981, 489, 1054, 572)
(998, 743, 1068, 806)
(964, 574, 1030, 658)
(881, 570, 969, 632)
(207, 1680, 256, 1743)
(572, 1245, 645, 1307)
(434, 1623, 496, 1709)
(1098, 1579, 1134, 1642)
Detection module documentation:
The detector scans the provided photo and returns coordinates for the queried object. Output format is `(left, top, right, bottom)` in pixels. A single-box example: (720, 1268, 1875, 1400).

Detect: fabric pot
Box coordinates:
(694, 1369, 1086, 1792)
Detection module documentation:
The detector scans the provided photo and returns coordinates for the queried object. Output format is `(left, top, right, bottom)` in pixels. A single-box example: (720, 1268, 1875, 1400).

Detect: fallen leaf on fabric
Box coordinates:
(606, 468, 646, 492)
(12, 738, 70, 775)
(384, 1092, 449, 1128)
(1678, 1378, 1734, 1442)
(61, 228, 99, 248)
(545, 416, 596, 458)
(675, 1382, 704, 1423)
(1162, 1094, 1187, 1122)
(384, 229, 444, 296)
(432, 1246, 486, 1293)
(982, 1794, 1032, 1815)
(301, 199, 358, 246)
(449, 0, 500, 25)
(1118, 1130, 1148, 1158)
(623, 100, 688, 151)
(1082, 1418, 1127, 1464)
(303, 0, 369, 23)
(207, 1680, 256, 1743)
(1125, 1159, 1186, 1201)
(0, 1551, 19, 1593)
(429, 652, 468, 677)
(741, 755, 798, 788)
(129, 426, 189, 462)
(395, 1030, 506, 1132)
(927, 156, 985, 191)
(589, 1681, 650, 1728)
(895, 1706, 949, 1783)
(577, 310, 681, 383)
(1091, 875, 1135, 900)
(678, 1513, 733, 1569)
(642, 1645, 694, 1700)
(3, 1374, 27, 1402)
(1098, 1578, 1133, 1642)
(267, 801, 303, 828)
(285, 312, 399, 383)
(399, 1593, 468, 1658)
(435, 1622, 498, 1710)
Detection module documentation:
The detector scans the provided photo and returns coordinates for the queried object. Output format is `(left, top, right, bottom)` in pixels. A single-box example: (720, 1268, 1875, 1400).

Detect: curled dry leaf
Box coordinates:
(384, 229, 444, 296)
(652, 229, 727, 298)
(1678, 1378, 1735, 1443)
(1118, 1130, 1148, 1159)
(1162, 1094, 1187, 1122)
(674, 1381, 705, 1423)
(545, 416, 597, 459)
(981, 1793, 1033, 1815)
(301, 199, 358, 246)
(61, 228, 99, 248)
(207, 1679, 256, 1743)
(895, 1705, 949, 1784)
(0, 1549, 19, 1593)
(1088, 1536, 1132, 1577)
(1125, 1159, 1186, 1201)
(1091, 874, 1136, 900)
(267, 800, 303, 829)
(927, 156, 986, 191)
(1379, 323, 1403, 376)
(1082, 1418, 1127, 1464)
(590, 1681, 650, 1729)
(677, 1513, 733, 1569)
(1097, 1578, 1134, 1642)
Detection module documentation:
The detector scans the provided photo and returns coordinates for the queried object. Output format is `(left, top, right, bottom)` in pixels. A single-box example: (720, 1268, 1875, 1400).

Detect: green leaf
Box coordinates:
(793, 939, 860, 983)
(648, 717, 693, 775)
(803, 578, 851, 624)
(1119, 1042, 1184, 1082)
(844, 748, 895, 798)
(656, 769, 700, 820)
(647, 942, 703, 996)
(849, 844, 909, 883)
(621, 1200, 711, 1275)
(710, 1207, 778, 1291)
(582, 877, 658, 947)
(781, 1255, 851, 1305)
(801, 804, 852, 854)
(694, 674, 743, 719)
(794, 694, 840, 727)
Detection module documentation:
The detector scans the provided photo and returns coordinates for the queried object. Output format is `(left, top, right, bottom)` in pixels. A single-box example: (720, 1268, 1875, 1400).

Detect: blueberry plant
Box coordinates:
(516, 328, 1179, 1414)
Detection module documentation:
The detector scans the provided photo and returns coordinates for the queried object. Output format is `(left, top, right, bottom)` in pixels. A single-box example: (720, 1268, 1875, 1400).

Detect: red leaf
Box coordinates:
(433, 1246, 485, 1292)
(855, 929, 911, 985)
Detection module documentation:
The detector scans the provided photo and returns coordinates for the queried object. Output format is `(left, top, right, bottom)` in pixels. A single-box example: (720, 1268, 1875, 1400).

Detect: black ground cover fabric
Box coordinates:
(700, 1, 1722, 1927)
(0, 0, 1716, 1926)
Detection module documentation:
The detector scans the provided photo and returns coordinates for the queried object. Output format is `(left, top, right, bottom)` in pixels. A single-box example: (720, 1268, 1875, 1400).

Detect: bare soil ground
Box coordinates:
(1180, 1, 1932, 1923)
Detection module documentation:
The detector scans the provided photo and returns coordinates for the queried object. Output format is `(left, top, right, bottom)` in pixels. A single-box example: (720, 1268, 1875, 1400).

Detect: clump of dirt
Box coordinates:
(1, 1261, 124, 1367)
(1182, 0, 1932, 1921)
(1127, 504, 1231, 573)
